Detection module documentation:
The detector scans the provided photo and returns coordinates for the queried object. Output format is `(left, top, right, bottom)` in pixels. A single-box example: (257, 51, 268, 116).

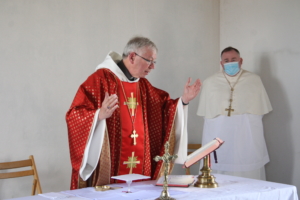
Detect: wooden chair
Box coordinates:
(0, 155, 42, 195)
(185, 144, 202, 175)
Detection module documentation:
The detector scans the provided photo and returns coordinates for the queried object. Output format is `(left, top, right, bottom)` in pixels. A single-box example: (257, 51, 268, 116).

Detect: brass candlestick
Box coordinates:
(194, 154, 218, 188)
(154, 141, 178, 200)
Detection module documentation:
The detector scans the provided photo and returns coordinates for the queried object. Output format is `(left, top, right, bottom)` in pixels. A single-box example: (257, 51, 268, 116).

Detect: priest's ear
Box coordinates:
(128, 52, 136, 64)
(220, 61, 224, 69)
(239, 57, 243, 67)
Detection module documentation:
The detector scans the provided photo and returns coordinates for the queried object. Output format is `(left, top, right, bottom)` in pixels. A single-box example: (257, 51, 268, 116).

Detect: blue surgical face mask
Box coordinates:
(223, 62, 240, 76)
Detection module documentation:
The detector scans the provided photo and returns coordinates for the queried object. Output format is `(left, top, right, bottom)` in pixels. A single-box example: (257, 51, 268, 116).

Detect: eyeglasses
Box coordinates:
(134, 53, 156, 66)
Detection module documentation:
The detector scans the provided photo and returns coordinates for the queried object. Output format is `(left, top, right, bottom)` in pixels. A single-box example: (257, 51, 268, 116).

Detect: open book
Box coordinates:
(183, 138, 224, 168)
(155, 175, 195, 187)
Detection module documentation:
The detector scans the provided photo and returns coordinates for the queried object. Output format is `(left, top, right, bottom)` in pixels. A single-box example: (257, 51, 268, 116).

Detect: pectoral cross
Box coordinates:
(225, 87, 235, 116)
(123, 152, 140, 174)
(131, 130, 138, 145)
(225, 99, 234, 116)
(124, 92, 138, 116)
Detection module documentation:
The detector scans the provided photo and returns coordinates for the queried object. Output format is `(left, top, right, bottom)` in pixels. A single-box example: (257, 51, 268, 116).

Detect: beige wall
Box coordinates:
(220, 0, 300, 196)
(2, 0, 299, 199)
(0, 0, 219, 198)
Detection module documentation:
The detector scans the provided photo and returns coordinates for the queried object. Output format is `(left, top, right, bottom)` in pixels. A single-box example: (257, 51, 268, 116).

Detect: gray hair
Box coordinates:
(122, 36, 158, 58)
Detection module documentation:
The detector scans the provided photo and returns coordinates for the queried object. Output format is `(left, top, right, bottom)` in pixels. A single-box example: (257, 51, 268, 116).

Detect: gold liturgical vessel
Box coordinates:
(194, 154, 218, 188)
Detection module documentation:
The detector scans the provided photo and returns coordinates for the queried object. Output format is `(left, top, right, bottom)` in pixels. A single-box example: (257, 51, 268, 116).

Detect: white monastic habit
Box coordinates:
(80, 52, 188, 181)
(197, 69, 272, 180)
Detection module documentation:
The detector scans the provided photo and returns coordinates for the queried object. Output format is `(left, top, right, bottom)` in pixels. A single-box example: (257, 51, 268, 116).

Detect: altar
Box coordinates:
(6, 174, 298, 200)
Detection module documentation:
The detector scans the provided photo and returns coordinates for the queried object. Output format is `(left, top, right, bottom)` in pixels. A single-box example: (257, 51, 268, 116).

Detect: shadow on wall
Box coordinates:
(258, 53, 294, 184)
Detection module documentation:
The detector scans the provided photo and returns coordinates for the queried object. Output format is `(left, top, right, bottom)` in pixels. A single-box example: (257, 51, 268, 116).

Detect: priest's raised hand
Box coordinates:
(181, 77, 202, 105)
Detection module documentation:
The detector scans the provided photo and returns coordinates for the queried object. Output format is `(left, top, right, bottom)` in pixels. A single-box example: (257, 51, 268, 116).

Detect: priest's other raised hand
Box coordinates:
(181, 77, 202, 105)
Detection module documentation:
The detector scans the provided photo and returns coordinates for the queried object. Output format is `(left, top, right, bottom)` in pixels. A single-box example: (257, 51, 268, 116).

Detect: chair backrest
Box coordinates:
(185, 144, 202, 175)
(0, 155, 42, 195)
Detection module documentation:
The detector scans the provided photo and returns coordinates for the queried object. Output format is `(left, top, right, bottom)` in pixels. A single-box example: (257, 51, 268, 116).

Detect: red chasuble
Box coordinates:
(66, 68, 178, 189)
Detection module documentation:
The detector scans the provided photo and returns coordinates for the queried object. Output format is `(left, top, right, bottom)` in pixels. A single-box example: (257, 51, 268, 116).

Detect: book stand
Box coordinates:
(194, 154, 218, 188)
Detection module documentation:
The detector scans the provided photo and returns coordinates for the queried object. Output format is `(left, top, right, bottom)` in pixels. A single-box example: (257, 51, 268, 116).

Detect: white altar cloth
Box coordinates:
(6, 174, 298, 200)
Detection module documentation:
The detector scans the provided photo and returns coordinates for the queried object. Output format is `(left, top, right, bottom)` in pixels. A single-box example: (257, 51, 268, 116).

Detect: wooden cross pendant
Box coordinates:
(131, 130, 138, 145)
(123, 152, 140, 174)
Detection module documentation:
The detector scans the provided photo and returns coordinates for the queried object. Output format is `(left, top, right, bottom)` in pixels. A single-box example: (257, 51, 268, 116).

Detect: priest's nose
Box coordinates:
(149, 63, 155, 69)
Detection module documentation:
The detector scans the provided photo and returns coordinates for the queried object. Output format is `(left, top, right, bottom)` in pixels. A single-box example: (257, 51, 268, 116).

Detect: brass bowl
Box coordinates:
(95, 185, 111, 191)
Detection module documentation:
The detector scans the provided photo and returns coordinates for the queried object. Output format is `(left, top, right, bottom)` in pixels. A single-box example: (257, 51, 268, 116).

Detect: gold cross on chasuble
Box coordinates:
(124, 92, 138, 116)
(123, 152, 140, 174)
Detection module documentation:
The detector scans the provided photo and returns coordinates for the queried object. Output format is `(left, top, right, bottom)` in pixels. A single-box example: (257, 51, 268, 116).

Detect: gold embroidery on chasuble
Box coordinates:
(137, 80, 179, 181)
(118, 81, 145, 175)
(78, 176, 87, 189)
(69, 88, 100, 189)
(92, 130, 111, 186)
(123, 152, 141, 174)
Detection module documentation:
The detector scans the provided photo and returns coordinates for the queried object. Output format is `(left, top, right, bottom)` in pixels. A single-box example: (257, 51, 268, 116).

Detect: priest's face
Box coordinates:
(131, 48, 157, 78)
(220, 50, 243, 70)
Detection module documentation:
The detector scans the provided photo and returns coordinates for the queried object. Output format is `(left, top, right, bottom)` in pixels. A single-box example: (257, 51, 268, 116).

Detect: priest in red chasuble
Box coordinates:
(66, 36, 201, 189)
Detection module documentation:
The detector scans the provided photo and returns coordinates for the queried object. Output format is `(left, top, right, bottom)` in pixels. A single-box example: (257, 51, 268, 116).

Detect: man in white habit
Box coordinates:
(197, 46, 272, 180)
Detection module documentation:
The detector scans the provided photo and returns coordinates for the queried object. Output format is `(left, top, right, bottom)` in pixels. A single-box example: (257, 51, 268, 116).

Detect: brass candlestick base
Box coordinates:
(155, 192, 175, 200)
(155, 183, 176, 200)
(194, 154, 218, 188)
